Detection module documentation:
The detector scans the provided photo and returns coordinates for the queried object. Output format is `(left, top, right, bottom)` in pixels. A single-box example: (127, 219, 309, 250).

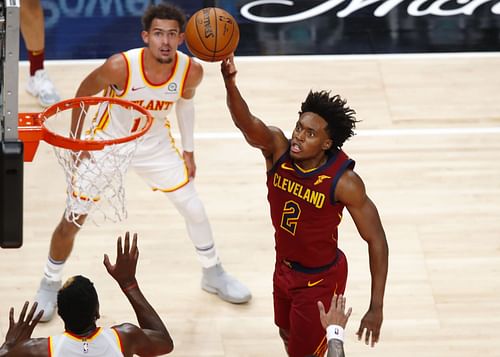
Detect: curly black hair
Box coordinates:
(142, 2, 186, 32)
(57, 275, 99, 334)
(299, 90, 359, 150)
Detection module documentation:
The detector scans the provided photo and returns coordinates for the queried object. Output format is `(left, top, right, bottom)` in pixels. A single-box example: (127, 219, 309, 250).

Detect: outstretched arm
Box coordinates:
(104, 232, 173, 356)
(336, 170, 388, 347)
(221, 56, 288, 165)
(318, 294, 352, 357)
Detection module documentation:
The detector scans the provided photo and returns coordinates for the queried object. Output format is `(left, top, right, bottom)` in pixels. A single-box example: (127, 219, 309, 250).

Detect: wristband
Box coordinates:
(122, 282, 138, 292)
(326, 325, 344, 342)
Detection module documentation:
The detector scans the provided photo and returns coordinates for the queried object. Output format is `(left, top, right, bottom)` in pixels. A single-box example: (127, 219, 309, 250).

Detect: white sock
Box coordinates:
(195, 243, 220, 268)
(43, 256, 65, 282)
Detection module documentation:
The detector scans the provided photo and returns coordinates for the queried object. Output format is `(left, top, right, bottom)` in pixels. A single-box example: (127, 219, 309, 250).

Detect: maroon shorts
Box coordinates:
(273, 250, 348, 357)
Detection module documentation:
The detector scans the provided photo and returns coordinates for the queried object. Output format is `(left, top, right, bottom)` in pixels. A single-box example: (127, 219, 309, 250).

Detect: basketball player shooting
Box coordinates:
(221, 55, 389, 356)
(33, 3, 251, 323)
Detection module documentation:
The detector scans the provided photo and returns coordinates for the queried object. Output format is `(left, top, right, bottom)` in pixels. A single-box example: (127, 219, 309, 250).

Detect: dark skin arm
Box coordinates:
(336, 170, 389, 347)
(105, 232, 173, 356)
(0, 302, 48, 357)
(221, 56, 289, 170)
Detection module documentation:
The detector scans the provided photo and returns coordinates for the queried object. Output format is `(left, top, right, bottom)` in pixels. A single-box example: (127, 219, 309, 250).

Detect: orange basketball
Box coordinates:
(184, 7, 239, 62)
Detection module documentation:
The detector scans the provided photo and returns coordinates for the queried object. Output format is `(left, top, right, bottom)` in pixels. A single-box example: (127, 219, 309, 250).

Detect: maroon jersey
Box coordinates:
(266, 148, 355, 267)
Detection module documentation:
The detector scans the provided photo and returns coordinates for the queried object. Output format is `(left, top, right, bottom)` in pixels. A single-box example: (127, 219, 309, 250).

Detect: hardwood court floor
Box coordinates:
(1, 53, 500, 356)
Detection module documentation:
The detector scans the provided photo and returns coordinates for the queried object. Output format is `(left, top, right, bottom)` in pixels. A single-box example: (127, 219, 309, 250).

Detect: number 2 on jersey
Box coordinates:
(281, 200, 301, 236)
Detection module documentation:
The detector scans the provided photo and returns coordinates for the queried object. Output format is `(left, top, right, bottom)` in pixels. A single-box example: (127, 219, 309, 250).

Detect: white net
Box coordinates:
(41, 98, 151, 226)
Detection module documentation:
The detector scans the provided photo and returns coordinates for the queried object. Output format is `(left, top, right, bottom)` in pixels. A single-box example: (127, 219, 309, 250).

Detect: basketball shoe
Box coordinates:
(26, 69, 61, 107)
(201, 264, 251, 304)
(34, 277, 61, 322)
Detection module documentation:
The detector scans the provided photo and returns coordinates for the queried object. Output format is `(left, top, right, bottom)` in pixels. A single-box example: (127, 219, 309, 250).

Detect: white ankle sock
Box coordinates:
(43, 257, 65, 282)
(196, 244, 220, 268)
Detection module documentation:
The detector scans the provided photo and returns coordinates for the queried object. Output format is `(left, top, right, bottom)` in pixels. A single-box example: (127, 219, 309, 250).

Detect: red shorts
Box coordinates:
(273, 249, 348, 357)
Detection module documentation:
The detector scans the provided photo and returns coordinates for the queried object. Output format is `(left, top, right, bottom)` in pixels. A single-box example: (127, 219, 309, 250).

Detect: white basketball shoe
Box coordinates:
(26, 69, 61, 107)
(34, 277, 61, 322)
(201, 263, 252, 304)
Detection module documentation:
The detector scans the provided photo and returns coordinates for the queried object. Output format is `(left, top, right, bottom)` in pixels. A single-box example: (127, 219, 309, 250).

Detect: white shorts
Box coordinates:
(130, 134, 189, 192)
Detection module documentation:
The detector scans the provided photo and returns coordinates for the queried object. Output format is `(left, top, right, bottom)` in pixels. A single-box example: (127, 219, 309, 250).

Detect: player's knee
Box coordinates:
(177, 196, 207, 223)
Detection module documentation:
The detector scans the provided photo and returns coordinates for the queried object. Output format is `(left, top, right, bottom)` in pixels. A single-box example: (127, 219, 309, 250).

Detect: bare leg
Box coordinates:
(49, 214, 86, 261)
(34, 214, 86, 322)
(20, 0, 44, 51)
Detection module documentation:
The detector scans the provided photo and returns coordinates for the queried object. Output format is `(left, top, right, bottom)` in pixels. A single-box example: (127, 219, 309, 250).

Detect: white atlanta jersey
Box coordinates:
(48, 327, 124, 357)
(90, 48, 192, 192)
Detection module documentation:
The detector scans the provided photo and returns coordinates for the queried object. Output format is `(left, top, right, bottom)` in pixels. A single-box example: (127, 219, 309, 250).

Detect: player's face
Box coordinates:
(142, 18, 185, 64)
(290, 112, 332, 169)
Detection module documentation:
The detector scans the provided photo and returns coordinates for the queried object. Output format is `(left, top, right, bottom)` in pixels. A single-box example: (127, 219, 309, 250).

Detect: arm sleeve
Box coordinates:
(175, 97, 195, 152)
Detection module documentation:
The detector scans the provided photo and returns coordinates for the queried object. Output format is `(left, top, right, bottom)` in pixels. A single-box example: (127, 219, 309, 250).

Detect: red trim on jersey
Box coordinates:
(112, 52, 130, 98)
(180, 56, 192, 97)
(141, 48, 178, 87)
(111, 327, 125, 352)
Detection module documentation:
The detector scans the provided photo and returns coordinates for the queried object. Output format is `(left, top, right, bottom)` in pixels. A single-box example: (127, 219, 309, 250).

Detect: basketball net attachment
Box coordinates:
(19, 97, 153, 226)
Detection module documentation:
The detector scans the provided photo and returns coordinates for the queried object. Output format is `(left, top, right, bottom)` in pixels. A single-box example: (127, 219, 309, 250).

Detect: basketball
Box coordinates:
(184, 7, 240, 62)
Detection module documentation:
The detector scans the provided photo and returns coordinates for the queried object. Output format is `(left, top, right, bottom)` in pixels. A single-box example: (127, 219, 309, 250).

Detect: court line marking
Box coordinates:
(171, 127, 500, 140)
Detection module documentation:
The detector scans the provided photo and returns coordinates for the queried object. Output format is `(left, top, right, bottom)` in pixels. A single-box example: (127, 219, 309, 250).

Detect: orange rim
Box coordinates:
(39, 96, 153, 151)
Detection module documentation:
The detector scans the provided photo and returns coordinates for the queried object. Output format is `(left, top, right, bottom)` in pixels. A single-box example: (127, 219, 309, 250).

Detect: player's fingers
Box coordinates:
(117, 236, 122, 257)
(317, 300, 326, 315)
(124, 232, 130, 254)
(26, 301, 37, 321)
(103, 254, 112, 271)
(9, 307, 14, 326)
(330, 293, 338, 309)
(365, 328, 371, 345)
(371, 328, 380, 347)
(32, 308, 44, 326)
(132, 233, 139, 260)
(346, 307, 353, 320)
(131, 233, 138, 252)
(19, 301, 29, 321)
(356, 325, 364, 340)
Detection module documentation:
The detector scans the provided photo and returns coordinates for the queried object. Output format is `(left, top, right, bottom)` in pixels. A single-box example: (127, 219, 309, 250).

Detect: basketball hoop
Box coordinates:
(19, 97, 153, 226)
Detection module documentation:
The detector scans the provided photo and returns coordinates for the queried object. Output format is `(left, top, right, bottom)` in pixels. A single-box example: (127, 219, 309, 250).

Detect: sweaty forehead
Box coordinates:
(298, 112, 328, 130)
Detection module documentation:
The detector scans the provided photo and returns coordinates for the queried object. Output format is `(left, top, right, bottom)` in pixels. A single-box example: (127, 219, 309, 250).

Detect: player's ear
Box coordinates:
(322, 139, 333, 151)
(178, 32, 185, 45)
(141, 30, 149, 45)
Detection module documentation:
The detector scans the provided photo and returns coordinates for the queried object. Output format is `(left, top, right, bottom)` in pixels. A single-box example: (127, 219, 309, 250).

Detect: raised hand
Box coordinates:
(221, 55, 237, 84)
(103, 232, 139, 290)
(3, 302, 43, 349)
(318, 294, 352, 330)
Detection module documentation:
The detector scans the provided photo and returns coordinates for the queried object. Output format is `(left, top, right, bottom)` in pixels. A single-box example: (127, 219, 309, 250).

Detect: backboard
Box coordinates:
(1, 0, 23, 248)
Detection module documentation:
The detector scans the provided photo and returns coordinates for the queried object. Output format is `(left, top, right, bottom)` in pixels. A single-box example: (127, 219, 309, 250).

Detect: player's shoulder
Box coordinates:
(7, 338, 49, 357)
(103, 52, 128, 72)
(187, 55, 204, 76)
(336, 168, 365, 203)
